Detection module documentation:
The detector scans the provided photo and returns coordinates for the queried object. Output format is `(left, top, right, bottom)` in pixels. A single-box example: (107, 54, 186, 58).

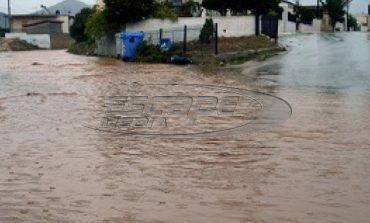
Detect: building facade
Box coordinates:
(11, 14, 69, 34)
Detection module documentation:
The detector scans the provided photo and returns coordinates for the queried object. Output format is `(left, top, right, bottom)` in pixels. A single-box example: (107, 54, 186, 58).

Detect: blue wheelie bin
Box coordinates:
(160, 38, 172, 51)
(120, 32, 145, 60)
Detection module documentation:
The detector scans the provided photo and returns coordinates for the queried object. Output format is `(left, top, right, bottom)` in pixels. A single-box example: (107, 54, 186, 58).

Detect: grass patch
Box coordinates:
(68, 41, 95, 56)
(227, 50, 278, 65)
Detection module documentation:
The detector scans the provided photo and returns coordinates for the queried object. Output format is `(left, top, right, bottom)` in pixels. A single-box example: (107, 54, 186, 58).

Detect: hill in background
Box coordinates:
(38, 0, 91, 16)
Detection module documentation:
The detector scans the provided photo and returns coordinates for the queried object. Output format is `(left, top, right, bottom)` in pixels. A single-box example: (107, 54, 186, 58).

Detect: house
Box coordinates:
(11, 14, 69, 34)
(353, 13, 368, 26)
(23, 20, 64, 34)
(281, 0, 296, 14)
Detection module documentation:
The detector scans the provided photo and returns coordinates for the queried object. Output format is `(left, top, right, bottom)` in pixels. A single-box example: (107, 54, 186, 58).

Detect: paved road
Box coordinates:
(0, 33, 370, 223)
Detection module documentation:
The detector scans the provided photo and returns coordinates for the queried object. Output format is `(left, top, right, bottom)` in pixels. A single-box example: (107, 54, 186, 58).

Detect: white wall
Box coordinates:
(279, 19, 322, 36)
(279, 20, 296, 35)
(125, 16, 256, 44)
(57, 15, 70, 34)
(213, 16, 255, 37)
(312, 19, 321, 33)
(5, 33, 51, 49)
(335, 22, 345, 31)
(278, 1, 322, 35)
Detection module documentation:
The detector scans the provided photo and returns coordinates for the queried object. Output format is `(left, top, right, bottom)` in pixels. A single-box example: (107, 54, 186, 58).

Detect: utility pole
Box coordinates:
(316, 0, 320, 18)
(346, 0, 350, 31)
(368, 1, 370, 32)
(8, 0, 11, 32)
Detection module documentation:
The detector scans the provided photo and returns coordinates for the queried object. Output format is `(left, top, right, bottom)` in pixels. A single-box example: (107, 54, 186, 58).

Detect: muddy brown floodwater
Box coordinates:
(1, 33, 370, 223)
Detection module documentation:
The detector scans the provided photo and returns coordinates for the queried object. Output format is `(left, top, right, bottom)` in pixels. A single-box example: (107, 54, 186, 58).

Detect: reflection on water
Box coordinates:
(0, 33, 370, 223)
(240, 33, 370, 92)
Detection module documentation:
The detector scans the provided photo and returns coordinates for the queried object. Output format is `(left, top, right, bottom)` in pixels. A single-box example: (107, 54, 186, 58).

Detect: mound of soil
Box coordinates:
(0, 38, 39, 52)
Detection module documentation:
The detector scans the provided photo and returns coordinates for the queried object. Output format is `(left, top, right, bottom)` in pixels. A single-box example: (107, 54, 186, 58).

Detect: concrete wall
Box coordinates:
(24, 22, 63, 34)
(95, 34, 117, 57)
(50, 34, 75, 49)
(279, 19, 321, 35)
(97, 16, 256, 56)
(278, 2, 322, 35)
(58, 16, 70, 34)
(279, 20, 296, 35)
(11, 15, 69, 34)
(213, 16, 255, 37)
(299, 20, 321, 34)
(126, 16, 255, 39)
(335, 22, 345, 31)
(5, 33, 51, 49)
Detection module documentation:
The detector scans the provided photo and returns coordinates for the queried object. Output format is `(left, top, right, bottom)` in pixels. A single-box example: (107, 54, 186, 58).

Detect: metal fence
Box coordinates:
(143, 24, 219, 55)
(143, 25, 203, 45)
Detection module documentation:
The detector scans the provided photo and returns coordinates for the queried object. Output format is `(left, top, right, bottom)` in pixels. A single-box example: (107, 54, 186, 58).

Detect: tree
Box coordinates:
(85, 6, 119, 39)
(321, 0, 351, 31)
(248, 0, 282, 14)
(202, 0, 231, 16)
(296, 6, 316, 25)
(70, 8, 92, 42)
(199, 18, 214, 43)
(103, 0, 156, 24)
(179, 0, 201, 17)
(153, 1, 178, 21)
(248, 0, 282, 36)
(347, 14, 358, 30)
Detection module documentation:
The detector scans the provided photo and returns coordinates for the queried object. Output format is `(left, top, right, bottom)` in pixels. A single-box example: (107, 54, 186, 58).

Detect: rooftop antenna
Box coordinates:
(41, 4, 52, 15)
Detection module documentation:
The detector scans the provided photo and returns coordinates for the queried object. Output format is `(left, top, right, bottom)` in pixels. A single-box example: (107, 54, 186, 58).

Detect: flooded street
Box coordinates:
(1, 33, 370, 223)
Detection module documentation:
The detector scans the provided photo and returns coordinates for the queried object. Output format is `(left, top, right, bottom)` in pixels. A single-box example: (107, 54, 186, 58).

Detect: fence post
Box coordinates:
(183, 25, 187, 55)
(159, 28, 163, 43)
(215, 23, 218, 55)
(255, 13, 260, 36)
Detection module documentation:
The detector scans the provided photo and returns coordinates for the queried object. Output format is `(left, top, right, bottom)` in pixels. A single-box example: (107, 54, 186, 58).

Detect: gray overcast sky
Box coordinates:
(0, 0, 369, 14)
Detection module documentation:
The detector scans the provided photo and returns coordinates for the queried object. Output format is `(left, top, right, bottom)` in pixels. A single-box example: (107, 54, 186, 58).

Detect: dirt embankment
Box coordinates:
(186, 36, 285, 72)
(0, 38, 39, 52)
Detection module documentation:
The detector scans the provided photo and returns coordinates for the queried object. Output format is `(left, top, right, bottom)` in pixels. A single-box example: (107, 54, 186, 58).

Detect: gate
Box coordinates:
(261, 15, 279, 41)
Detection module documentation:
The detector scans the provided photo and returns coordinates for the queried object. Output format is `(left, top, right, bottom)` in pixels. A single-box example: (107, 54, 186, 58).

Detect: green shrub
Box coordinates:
(199, 18, 214, 44)
(134, 41, 181, 63)
(179, 0, 200, 17)
(85, 7, 119, 40)
(68, 41, 95, 56)
(70, 8, 92, 42)
(153, 2, 178, 21)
